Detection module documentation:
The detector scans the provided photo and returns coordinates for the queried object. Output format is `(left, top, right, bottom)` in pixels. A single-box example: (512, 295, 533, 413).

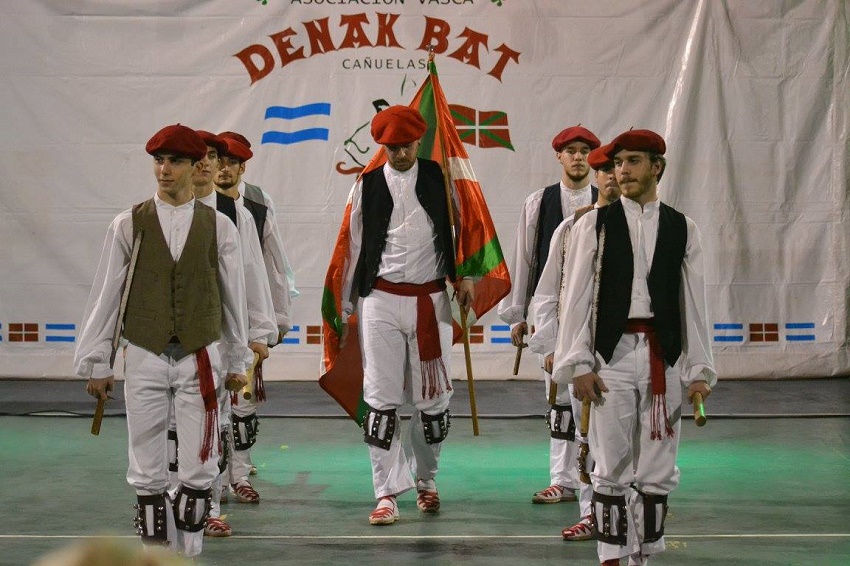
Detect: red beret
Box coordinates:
(609, 128, 666, 156)
(145, 124, 207, 161)
(588, 143, 615, 170)
(551, 125, 600, 152)
(195, 130, 228, 156)
(221, 137, 253, 162)
(371, 105, 427, 145)
(219, 131, 252, 149)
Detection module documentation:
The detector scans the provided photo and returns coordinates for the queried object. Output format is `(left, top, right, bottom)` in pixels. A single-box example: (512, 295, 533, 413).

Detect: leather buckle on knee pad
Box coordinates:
(546, 403, 576, 441)
(422, 409, 451, 445)
(172, 486, 212, 533)
(134, 493, 169, 543)
(232, 413, 259, 450)
(218, 425, 231, 474)
(641, 492, 669, 543)
(592, 491, 628, 546)
(363, 405, 397, 450)
(167, 428, 178, 473)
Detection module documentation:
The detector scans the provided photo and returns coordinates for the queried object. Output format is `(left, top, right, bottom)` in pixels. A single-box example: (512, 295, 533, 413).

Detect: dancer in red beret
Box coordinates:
(214, 133, 297, 507)
(527, 143, 623, 542)
(337, 105, 474, 525)
(497, 124, 601, 506)
(552, 129, 715, 565)
(74, 124, 253, 558)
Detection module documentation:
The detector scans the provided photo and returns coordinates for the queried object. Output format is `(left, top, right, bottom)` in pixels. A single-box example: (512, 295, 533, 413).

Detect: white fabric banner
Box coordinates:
(0, 0, 847, 380)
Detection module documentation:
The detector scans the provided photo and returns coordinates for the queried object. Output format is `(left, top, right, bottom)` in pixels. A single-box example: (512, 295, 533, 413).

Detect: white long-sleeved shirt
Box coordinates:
(529, 203, 600, 357)
(73, 194, 252, 379)
(498, 181, 594, 326)
(341, 161, 448, 321)
(233, 189, 293, 335)
(551, 197, 716, 388)
(238, 180, 299, 299)
(197, 192, 277, 345)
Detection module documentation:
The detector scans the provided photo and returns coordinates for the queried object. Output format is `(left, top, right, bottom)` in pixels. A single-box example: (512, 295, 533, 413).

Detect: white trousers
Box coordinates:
(569, 384, 595, 517)
(123, 343, 222, 557)
(230, 389, 258, 484)
(589, 332, 682, 562)
(543, 373, 580, 489)
(360, 288, 454, 499)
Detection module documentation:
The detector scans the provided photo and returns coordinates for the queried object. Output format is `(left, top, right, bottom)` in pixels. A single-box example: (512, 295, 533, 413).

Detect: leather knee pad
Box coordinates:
(134, 493, 169, 544)
(592, 491, 628, 546)
(167, 428, 178, 473)
(218, 425, 231, 474)
(363, 405, 397, 450)
(172, 485, 212, 533)
(232, 412, 259, 450)
(641, 492, 669, 543)
(421, 409, 451, 445)
(546, 403, 575, 441)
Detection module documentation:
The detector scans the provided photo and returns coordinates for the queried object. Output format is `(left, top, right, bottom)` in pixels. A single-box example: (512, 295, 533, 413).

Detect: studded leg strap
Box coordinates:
(134, 493, 169, 544)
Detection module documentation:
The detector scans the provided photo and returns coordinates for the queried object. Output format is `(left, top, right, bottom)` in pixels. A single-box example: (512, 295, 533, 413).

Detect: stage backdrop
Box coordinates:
(0, 0, 847, 381)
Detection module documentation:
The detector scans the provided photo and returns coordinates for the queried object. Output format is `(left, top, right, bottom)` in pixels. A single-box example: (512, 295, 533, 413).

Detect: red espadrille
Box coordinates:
(532, 484, 577, 503)
(369, 496, 399, 525)
(416, 479, 441, 513)
(204, 517, 232, 537)
(232, 482, 260, 503)
(562, 515, 595, 541)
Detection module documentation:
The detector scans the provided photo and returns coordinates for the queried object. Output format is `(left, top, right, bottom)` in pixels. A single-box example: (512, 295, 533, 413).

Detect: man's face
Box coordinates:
(193, 146, 219, 187)
(153, 154, 197, 198)
(215, 155, 245, 190)
(613, 150, 660, 205)
(385, 139, 421, 172)
(556, 141, 591, 182)
(595, 166, 621, 204)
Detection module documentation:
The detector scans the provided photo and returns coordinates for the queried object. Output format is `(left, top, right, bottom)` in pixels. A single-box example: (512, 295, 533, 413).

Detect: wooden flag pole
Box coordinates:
(428, 49, 480, 435)
(460, 309, 480, 436)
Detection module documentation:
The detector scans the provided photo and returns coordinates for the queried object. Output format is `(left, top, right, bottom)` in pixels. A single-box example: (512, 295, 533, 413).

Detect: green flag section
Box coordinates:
(319, 57, 512, 423)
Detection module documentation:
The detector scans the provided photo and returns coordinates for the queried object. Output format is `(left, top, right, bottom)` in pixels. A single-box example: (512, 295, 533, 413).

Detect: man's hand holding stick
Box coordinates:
(688, 381, 711, 427)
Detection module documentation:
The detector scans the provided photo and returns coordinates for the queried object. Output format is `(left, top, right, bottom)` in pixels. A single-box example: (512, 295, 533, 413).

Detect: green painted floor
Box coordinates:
(2, 415, 848, 565)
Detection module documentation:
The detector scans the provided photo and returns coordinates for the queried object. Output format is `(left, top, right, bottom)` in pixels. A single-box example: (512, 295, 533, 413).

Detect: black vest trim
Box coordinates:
(353, 159, 455, 299)
(594, 200, 687, 366)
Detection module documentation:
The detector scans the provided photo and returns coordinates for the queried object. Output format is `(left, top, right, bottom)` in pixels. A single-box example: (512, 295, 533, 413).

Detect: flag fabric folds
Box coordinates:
(320, 58, 512, 424)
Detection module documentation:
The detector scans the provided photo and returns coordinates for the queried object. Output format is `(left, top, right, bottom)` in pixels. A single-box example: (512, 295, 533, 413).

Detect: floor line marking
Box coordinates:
(2, 534, 848, 540)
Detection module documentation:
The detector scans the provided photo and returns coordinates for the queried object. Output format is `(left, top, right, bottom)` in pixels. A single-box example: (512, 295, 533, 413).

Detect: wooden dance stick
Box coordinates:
(692, 392, 707, 426)
(91, 396, 106, 436)
(240, 352, 261, 400)
(512, 342, 526, 376)
(577, 398, 592, 484)
(547, 381, 557, 406)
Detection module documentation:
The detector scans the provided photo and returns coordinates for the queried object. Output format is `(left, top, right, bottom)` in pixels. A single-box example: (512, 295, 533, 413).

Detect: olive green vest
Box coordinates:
(123, 199, 222, 355)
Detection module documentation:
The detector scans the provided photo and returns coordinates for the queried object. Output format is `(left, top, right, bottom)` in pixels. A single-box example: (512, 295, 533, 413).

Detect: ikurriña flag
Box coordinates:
(450, 105, 514, 150)
(319, 57, 511, 423)
(410, 57, 512, 341)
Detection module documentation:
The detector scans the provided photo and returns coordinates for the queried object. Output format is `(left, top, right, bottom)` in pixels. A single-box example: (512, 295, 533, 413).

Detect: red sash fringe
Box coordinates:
(195, 347, 219, 463)
(625, 319, 674, 440)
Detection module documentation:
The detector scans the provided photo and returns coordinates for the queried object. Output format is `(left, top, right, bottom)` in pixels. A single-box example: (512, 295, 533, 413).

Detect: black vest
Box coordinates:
(242, 183, 269, 250)
(535, 183, 598, 287)
(593, 199, 687, 367)
(215, 191, 238, 227)
(353, 158, 455, 299)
